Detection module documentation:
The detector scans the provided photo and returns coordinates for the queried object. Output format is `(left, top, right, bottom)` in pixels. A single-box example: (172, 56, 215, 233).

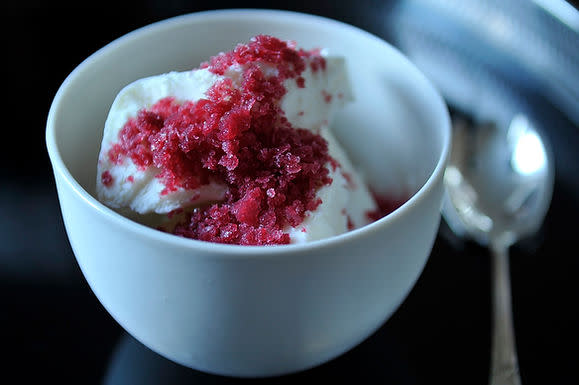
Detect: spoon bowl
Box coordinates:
(443, 112, 554, 385)
(444, 114, 554, 247)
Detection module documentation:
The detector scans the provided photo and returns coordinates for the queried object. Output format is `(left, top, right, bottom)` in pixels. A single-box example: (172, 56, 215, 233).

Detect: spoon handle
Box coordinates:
(489, 243, 522, 385)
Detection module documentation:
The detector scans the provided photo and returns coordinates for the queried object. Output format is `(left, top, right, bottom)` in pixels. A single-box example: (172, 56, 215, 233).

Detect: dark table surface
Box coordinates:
(3, 2, 578, 384)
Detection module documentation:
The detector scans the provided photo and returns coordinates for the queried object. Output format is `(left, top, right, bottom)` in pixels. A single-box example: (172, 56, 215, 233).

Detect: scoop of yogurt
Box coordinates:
(96, 35, 378, 245)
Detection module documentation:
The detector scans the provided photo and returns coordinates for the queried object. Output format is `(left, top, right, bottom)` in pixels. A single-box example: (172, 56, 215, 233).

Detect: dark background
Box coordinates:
(2, 1, 578, 384)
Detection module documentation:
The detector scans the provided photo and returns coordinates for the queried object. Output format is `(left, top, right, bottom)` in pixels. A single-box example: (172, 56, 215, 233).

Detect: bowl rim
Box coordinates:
(46, 8, 451, 258)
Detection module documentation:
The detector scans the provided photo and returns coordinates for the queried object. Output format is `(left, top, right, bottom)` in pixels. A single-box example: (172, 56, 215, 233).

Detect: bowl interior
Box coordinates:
(49, 10, 447, 208)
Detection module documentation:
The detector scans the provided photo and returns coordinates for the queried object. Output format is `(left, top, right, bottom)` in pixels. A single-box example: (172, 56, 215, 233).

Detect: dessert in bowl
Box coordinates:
(46, 9, 450, 377)
(96, 34, 385, 245)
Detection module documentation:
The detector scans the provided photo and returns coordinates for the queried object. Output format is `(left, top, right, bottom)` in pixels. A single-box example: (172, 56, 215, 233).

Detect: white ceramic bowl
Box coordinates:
(46, 9, 450, 378)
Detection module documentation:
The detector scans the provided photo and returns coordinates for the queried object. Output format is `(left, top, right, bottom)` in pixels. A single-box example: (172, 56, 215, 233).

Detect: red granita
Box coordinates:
(366, 192, 408, 222)
(101, 170, 113, 187)
(106, 35, 335, 245)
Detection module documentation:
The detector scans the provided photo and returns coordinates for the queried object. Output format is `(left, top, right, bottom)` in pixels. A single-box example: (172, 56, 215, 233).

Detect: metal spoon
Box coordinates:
(442, 113, 554, 385)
